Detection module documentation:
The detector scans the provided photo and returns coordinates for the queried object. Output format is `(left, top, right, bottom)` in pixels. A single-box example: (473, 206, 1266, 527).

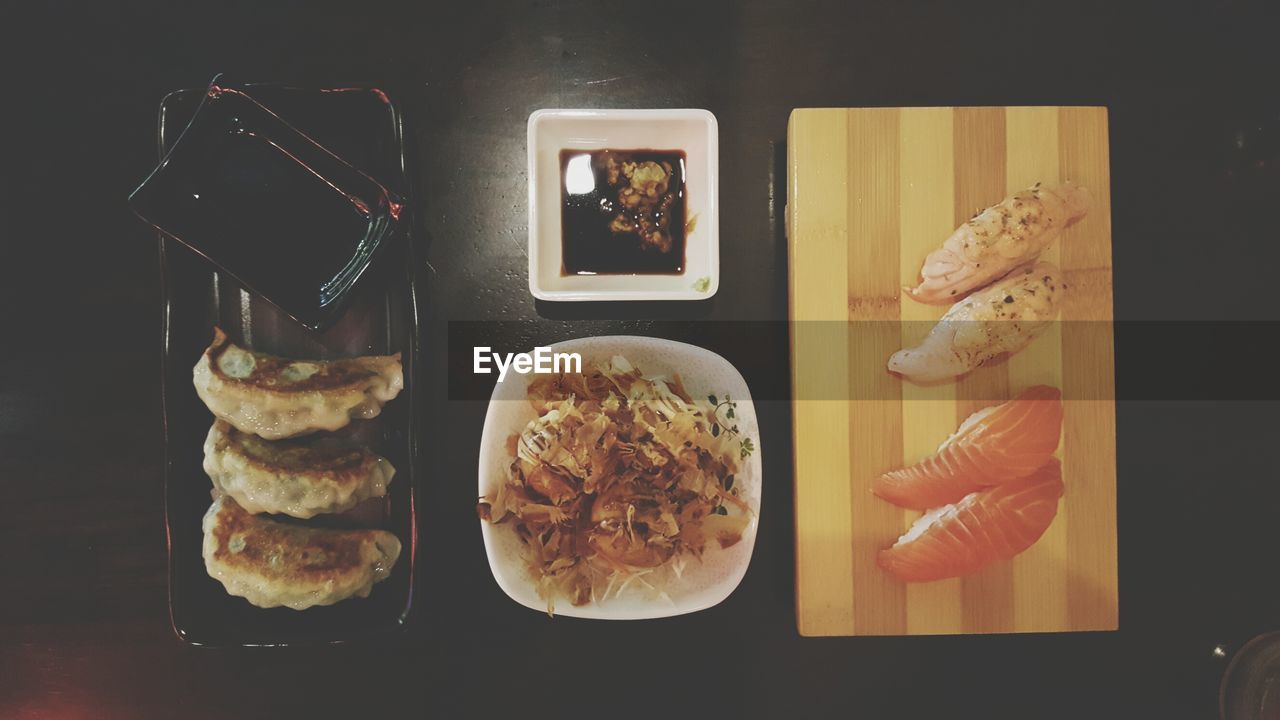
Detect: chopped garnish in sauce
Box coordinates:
(559, 149, 687, 276)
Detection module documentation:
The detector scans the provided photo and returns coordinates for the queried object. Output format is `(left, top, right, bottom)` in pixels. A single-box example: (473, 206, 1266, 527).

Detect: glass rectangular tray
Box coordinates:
(135, 80, 405, 330)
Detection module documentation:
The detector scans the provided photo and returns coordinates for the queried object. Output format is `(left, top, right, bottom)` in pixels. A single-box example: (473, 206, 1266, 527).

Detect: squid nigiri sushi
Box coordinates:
(878, 459, 1064, 583)
(873, 385, 1063, 510)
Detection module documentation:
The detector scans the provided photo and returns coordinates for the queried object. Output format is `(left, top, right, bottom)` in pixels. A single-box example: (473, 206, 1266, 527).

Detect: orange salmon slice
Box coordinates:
(873, 385, 1063, 511)
(878, 459, 1064, 583)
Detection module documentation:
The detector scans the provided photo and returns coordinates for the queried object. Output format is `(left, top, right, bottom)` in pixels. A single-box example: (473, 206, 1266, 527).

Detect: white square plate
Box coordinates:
(527, 109, 719, 301)
(478, 336, 761, 619)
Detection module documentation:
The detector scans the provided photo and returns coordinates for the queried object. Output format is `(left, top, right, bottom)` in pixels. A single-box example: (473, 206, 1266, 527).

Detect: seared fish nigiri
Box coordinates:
(909, 182, 1089, 304)
(888, 262, 1064, 383)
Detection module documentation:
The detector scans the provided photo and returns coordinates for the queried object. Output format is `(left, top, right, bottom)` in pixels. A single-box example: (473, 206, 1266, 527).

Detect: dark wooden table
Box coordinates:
(4, 1, 1280, 717)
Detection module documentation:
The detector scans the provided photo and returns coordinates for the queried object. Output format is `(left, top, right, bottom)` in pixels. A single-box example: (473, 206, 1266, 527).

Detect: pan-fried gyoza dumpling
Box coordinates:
(203, 420, 395, 519)
(193, 328, 403, 440)
(202, 495, 401, 610)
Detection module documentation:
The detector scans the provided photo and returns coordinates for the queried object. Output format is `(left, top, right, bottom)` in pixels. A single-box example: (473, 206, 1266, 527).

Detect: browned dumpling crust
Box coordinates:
(203, 420, 394, 519)
(193, 328, 403, 440)
(202, 495, 401, 610)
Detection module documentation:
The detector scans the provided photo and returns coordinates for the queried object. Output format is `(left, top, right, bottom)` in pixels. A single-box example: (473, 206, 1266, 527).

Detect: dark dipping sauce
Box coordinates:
(560, 148, 687, 276)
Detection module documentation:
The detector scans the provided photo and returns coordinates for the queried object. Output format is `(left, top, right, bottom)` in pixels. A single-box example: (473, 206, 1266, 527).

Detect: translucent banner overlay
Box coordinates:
(447, 320, 1275, 401)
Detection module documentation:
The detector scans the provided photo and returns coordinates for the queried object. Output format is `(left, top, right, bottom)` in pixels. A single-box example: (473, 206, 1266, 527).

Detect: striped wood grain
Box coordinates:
(789, 106, 1118, 637)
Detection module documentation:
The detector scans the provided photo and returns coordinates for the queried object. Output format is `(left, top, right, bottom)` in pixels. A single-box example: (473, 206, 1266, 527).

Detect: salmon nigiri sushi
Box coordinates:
(878, 459, 1064, 583)
(872, 385, 1063, 510)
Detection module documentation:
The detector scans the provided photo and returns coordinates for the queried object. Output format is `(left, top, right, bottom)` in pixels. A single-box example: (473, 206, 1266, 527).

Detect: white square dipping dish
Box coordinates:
(477, 336, 761, 619)
(527, 109, 719, 301)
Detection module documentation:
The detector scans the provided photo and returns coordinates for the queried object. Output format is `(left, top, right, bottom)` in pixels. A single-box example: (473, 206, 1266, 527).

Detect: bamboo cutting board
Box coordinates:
(787, 107, 1117, 637)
